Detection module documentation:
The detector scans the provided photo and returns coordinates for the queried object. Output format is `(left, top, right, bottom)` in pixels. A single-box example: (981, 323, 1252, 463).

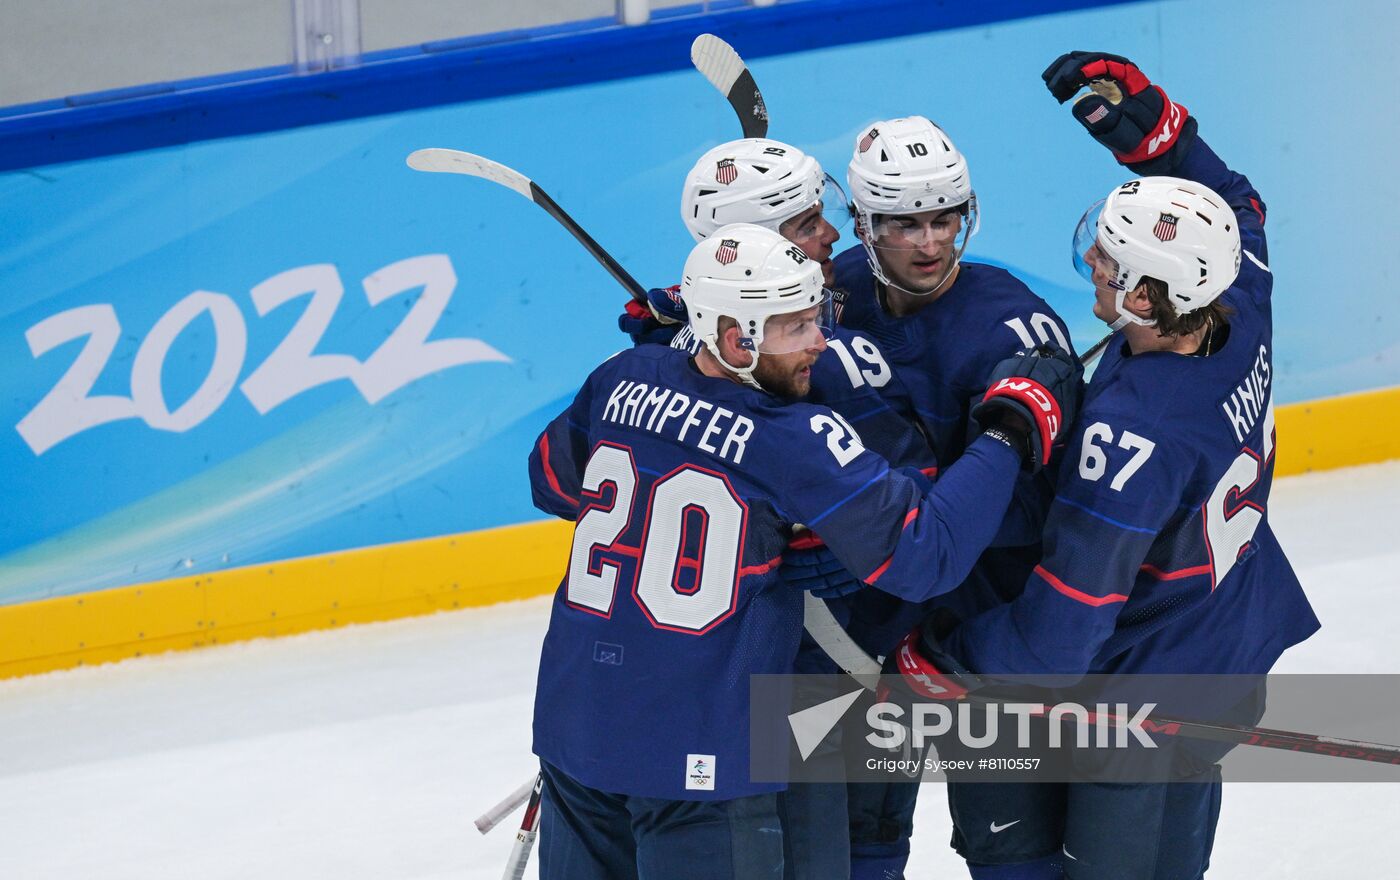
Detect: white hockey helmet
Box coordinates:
(1073, 177, 1242, 330)
(846, 116, 980, 292)
(682, 223, 831, 389)
(681, 138, 849, 242)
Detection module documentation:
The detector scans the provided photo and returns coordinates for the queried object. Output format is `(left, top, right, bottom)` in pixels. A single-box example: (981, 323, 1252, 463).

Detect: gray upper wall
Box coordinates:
(0, 0, 702, 108)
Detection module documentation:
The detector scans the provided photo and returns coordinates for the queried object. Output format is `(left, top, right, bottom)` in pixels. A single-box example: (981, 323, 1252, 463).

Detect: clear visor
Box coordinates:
(738, 290, 836, 355)
(868, 202, 976, 254)
(778, 174, 853, 241)
(1072, 199, 1123, 290)
(818, 173, 853, 231)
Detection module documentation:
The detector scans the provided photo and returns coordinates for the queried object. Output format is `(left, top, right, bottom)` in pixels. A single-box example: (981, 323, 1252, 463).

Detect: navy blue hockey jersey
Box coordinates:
(943, 140, 1319, 686)
(528, 345, 1022, 799)
(833, 255, 1077, 464)
(666, 323, 1016, 663)
(669, 319, 948, 667)
(669, 323, 940, 476)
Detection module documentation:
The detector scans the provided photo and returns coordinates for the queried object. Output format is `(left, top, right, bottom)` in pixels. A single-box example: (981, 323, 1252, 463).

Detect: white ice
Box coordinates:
(3, 462, 1398, 879)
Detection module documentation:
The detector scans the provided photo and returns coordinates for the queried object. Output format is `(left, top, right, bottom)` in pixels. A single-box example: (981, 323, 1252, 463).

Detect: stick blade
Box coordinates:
(405, 148, 534, 200)
(691, 34, 769, 139)
(690, 34, 745, 93)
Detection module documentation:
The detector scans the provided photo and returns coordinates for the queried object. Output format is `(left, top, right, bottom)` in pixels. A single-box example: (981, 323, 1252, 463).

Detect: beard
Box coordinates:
(753, 353, 815, 400)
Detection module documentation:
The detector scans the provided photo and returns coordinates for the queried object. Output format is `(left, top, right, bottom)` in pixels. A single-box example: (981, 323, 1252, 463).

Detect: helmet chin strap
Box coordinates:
(1107, 285, 1157, 332)
(702, 338, 766, 391)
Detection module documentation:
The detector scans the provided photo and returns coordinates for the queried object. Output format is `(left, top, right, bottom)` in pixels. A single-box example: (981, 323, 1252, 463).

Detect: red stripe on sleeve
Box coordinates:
(1140, 562, 1213, 581)
(1036, 564, 1128, 607)
(538, 433, 578, 507)
(865, 556, 894, 585)
(865, 507, 919, 584)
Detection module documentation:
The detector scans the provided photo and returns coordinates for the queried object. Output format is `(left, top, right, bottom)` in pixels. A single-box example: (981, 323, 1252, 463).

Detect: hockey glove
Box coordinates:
(781, 533, 867, 599)
(879, 624, 982, 702)
(1041, 51, 1197, 175)
(617, 285, 688, 347)
(972, 343, 1082, 472)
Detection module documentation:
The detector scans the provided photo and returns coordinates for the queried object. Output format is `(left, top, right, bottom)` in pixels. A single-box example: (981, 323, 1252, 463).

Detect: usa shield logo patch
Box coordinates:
(716, 238, 740, 265)
(857, 128, 879, 153)
(715, 158, 738, 185)
(1154, 212, 1178, 242)
(831, 287, 847, 323)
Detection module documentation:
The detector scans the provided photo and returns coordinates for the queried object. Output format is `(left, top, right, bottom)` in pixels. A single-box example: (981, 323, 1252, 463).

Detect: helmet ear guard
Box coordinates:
(682, 223, 832, 389)
(1073, 177, 1241, 330)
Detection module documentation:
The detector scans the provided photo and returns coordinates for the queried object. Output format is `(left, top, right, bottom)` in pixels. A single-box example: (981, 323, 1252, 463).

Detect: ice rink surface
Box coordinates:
(3, 462, 1399, 879)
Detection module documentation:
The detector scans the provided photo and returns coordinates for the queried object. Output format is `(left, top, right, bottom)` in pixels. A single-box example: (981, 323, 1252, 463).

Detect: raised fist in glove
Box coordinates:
(1041, 51, 1196, 174)
(972, 342, 1083, 471)
(617, 284, 688, 347)
(780, 533, 866, 599)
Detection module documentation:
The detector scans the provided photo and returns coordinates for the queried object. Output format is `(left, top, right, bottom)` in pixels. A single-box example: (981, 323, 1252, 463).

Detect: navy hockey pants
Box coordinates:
(947, 769, 1223, 879)
(778, 782, 851, 880)
(847, 775, 920, 876)
(537, 761, 784, 880)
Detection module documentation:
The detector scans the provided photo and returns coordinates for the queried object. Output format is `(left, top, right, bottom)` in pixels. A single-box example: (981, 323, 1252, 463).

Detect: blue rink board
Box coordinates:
(0, 0, 1394, 604)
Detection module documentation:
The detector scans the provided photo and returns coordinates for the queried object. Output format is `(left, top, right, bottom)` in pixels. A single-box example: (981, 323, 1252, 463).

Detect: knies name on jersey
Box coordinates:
(602, 379, 755, 465)
(1220, 344, 1272, 444)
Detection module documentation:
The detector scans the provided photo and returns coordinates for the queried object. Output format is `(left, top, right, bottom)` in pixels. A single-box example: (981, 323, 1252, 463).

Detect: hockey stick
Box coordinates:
(690, 33, 1111, 370)
(1052, 705, 1400, 767)
(1081, 330, 1114, 365)
(804, 593, 882, 683)
(801, 618, 1400, 767)
(691, 34, 769, 139)
(501, 773, 545, 880)
(475, 775, 538, 835)
(690, 34, 1112, 369)
(406, 148, 649, 304)
(689, 28, 1113, 688)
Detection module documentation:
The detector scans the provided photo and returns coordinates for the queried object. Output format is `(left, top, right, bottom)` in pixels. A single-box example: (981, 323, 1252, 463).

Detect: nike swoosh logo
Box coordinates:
(989, 819, 1021, 833)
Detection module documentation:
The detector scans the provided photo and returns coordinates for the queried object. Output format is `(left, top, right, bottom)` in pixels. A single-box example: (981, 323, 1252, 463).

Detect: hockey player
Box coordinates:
(837, 115, 1078, 464)
(620, 135, 1063, 878)
(620, 137, 848, 348)
(803, 115, 1083, 880)
(620, 136, 961, 878)
(528, 222, 1078, 880)
(886, 53, 1321, 878)
(620, 137, 941, 490)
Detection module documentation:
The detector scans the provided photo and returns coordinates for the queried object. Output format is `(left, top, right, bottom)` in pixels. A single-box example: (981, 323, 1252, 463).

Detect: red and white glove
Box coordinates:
(1041, 51, 1197, 174)
(972, 343, 1082, 470)
(877, 626, 984, 705)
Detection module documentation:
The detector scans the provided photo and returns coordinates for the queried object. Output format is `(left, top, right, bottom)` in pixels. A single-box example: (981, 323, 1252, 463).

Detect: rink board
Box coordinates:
(2, 386, 1395, 680)
(1, 0, 1397, 677)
